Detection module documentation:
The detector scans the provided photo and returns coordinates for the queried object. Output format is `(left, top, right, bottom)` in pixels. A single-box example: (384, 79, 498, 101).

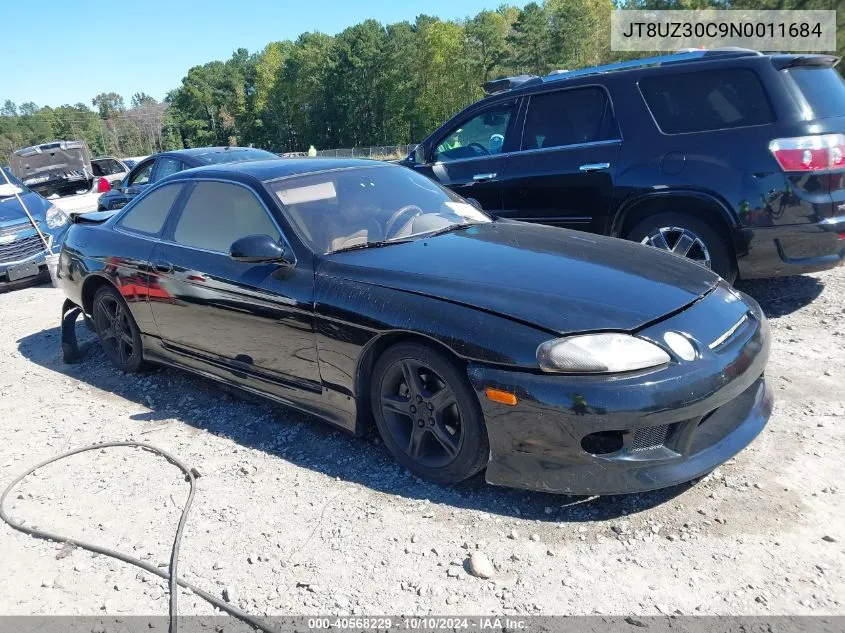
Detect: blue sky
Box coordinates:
(2, 0, 528, 109)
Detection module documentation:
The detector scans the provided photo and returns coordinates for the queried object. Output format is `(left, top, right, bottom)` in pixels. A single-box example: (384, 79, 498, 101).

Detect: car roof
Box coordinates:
(173, 158, 391, 183)
(153, 146, 276, 165)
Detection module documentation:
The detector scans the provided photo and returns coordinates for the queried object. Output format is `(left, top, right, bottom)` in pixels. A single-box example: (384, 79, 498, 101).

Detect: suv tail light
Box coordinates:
(96, 177, 111, 193)
(769, 133, 845, 171)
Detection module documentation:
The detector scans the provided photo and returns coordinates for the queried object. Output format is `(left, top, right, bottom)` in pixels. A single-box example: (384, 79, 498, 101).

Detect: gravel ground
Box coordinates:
(0, 268, 843, 618)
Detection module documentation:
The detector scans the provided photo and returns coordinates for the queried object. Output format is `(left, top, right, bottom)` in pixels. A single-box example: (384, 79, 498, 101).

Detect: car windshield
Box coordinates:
(269, 164, 491, 254)
(196, 148, 277, 164)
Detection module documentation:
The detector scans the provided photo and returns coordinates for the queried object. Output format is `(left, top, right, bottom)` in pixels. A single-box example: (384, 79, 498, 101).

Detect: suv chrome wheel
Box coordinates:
(641, 226, 712, 269)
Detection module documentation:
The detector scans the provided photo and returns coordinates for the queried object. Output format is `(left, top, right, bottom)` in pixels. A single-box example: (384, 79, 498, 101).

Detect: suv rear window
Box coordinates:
(640, 69, 775, 134)
(782, 67, 845, 120)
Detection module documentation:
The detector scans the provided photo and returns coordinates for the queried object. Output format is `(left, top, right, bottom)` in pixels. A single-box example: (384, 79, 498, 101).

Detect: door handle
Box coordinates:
(579, 162, 610, 172)
(472, 172, 497, 181)
(153, 261, 172, 274)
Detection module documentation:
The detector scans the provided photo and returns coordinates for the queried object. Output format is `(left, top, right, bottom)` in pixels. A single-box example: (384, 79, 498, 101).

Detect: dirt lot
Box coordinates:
(0, 268, 843, 619)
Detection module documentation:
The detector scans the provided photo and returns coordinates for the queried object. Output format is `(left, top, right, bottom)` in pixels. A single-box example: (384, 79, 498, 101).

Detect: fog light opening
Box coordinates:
(581, 430, 624, 455)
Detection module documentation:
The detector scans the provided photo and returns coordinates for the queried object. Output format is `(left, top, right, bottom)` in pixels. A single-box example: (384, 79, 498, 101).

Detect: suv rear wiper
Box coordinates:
(330, 238, 413, 254)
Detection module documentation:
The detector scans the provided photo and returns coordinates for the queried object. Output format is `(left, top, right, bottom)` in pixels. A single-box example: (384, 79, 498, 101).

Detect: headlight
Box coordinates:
(45, 205, 69, 229)
(537, 333, 670, 374)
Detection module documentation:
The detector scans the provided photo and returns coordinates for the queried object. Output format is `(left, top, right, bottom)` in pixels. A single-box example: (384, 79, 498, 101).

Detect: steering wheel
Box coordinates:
(467, 142, 490, 156)
(384, 205, 424, 239)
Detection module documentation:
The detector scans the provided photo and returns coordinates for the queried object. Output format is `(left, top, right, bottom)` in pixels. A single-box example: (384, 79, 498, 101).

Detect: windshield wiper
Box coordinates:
(422, 222, 479, 239)
(330, 238, 414, 254)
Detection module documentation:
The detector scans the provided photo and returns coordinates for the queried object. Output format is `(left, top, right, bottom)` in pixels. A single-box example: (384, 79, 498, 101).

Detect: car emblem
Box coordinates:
(0, 234, 15, 246)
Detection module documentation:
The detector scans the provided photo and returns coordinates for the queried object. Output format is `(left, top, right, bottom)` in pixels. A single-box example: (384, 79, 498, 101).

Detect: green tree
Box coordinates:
(131, 92, 158, 108)
(92, 92, 125, 118)
(508, 2, 552, 75)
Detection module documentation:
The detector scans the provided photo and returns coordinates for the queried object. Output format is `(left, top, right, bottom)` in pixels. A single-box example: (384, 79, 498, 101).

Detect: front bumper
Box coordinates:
(468, 284, 772, 495)
(0, 229, 66, 285)
(737, 216, 845, 279)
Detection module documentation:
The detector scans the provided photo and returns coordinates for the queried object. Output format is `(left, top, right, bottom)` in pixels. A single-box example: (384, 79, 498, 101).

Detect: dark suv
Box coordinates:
(401, 49, 845, 281)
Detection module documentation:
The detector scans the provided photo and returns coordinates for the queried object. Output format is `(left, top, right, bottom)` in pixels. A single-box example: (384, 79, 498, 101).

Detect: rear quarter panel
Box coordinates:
(607, 58, 826, 232)
(60, 221, 158, 334)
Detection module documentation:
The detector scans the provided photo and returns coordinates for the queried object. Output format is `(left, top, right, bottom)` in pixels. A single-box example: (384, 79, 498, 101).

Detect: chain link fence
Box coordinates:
(313, 144, 416, 161)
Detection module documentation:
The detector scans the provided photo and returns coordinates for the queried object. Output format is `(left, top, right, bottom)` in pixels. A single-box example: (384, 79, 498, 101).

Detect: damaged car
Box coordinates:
(56, 159, 772, 495)
(1, 166, 70, 287)
(10, 140, 117, 216)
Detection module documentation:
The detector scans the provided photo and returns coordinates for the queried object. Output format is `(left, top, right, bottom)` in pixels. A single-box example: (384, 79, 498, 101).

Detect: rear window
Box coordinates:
(640, 68, 775, 134)
(782, 67, 845, 120)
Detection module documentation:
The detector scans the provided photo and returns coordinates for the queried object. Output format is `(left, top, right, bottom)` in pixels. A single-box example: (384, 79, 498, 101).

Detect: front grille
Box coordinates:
(630, 424, 670, 452)
(0, 221, 37, 238)
(0, 234, 46, 262)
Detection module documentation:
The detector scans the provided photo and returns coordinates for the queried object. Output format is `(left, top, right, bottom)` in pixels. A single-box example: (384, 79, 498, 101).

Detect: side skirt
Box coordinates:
(141, 334, 358, 434)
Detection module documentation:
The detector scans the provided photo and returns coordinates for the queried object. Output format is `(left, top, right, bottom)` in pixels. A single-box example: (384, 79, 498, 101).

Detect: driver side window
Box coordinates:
(433, 103, 514, 163)
(130, 161, 154, 186)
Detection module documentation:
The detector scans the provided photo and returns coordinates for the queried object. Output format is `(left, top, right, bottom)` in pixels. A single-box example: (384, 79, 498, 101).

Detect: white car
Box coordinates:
(9, 141, 129, 216)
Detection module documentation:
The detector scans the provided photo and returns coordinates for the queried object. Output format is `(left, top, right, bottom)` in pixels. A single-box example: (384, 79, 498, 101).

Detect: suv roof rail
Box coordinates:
(482, 74, 541, 95)
(482, 48, 763, 96)
(542, 48, 762, 84)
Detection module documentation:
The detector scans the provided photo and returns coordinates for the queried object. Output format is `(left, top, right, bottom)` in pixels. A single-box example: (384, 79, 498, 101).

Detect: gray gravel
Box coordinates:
(0, 267, 843, 616)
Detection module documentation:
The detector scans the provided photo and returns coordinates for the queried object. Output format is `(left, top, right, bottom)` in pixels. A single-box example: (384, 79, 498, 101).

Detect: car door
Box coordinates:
(412, 98, 519, 213)
(147, 178, 321, 396)
(498, 86, 621, 233)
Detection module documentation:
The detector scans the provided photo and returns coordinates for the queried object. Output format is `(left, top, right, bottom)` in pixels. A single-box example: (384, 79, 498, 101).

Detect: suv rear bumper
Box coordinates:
(737, 216, 845, 279)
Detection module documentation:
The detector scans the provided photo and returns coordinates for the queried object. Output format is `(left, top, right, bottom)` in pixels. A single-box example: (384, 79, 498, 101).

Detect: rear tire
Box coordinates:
(370, 342, 489, 484)
(626, 212, 736, 282)
(92, 285, 145, 373)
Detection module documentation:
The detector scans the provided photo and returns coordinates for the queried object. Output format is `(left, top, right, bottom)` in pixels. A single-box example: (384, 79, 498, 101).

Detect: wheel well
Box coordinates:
(616, 196, 734, 239)
(80, 275, 115, 316)
(353, 332, 463, 436)
(619, 195, 737, 253)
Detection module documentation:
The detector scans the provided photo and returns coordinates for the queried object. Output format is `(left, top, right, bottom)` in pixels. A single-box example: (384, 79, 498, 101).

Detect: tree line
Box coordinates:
(2, 0, 841, 162)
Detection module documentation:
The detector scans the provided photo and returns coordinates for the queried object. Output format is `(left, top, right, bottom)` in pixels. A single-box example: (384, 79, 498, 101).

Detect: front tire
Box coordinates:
(92, 285, 145, 372)
(370, 342, 489, 484)
(626, 212, 736, 282)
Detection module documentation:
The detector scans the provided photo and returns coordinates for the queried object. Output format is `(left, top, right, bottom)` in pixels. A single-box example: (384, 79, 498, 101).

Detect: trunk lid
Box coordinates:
(10, 141, 94, 197)
(319, 221, 720, 335)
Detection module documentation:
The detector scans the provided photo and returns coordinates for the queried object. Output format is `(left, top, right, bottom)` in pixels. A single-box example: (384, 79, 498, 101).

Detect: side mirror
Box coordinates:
(230, 234, 291, 264)
(109, 179, 122, 189)
(412, 144, 427, 164)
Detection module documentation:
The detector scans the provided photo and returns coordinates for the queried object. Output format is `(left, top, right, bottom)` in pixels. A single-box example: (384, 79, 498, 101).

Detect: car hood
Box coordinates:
(0, 190, 48, 227)
(10, 140, 92, 186)
(318, 221, 721, 335)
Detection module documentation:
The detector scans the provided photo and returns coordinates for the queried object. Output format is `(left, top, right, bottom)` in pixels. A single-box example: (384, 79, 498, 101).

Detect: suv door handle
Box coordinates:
(472, 172, 497, 181)
(579, 162, 610, 172)
(153, 261, 172, 274)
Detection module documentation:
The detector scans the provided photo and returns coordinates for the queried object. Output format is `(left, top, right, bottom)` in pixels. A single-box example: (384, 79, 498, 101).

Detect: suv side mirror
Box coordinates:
(230, 234, 291, 264)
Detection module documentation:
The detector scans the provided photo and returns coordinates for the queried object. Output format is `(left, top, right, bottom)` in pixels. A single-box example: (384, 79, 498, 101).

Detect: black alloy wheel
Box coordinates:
(371, 342, 489, 484)
(93, 285, 144, 372)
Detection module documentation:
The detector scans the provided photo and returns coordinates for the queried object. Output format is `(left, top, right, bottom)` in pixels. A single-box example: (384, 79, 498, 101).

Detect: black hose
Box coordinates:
(0, 441, 282, 633)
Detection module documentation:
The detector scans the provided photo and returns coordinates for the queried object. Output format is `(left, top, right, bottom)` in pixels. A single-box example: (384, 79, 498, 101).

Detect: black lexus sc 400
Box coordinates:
(57, 159, 772, 495)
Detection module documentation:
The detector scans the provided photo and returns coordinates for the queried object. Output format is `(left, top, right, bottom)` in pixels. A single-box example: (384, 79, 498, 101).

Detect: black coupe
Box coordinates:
(57, 159, 772, 495)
